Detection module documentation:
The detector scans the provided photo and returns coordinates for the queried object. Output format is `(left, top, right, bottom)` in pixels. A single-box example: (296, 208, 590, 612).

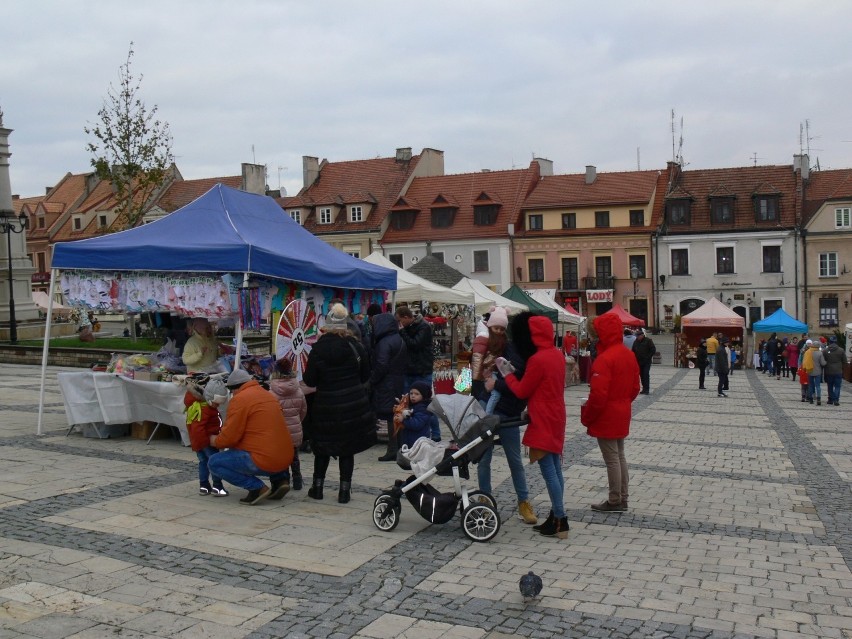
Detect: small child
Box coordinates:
(185, 378, 229, 496)
(268, 358, 307, 490)
(399, 381, 439, 448)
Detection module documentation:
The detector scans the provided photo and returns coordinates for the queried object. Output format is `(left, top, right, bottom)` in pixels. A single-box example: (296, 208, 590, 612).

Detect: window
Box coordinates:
(819, 252, 838, 277)
(629, 255, 646, 278)
(819, 297, 839, 327)
(391, 210, 417, 230)
(389, 254, 403, 268)
(561, 257, 578, 289)
(319, 207, 332, 224)
(432, 252, 444, 263)
(762, 245, 781, 272)
(37, 253, 46, 273)
(595, 211, 610, 228)
(710, 197, 734, 224)
(431, 207, 455, 228)
(529, 258, 544, 282)
(836, 207, 851, 228)
(528, 214, 543, 230)
(344, 249, 360, 259)
(666, 199, 691, 225)
(754, 195, 779, 222)
(349, 205, 363, 222)
(289, 209, 301, 225)
(716, 246, 735, 274)
(473, 250, 489, 272)
(562, 213, 576, 229)
(73, 217, 81, 230)
(37, 216, 45, 229)
(595, 256, 612, 281)
(671, 248, 689, 275)
(629, 209, 644, 226)
(473, 204, 499, 225)
(98, 215, 108, 228)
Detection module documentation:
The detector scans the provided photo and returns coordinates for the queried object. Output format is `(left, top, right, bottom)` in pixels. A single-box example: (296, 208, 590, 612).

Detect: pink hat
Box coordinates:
(486, 306, 509, 329)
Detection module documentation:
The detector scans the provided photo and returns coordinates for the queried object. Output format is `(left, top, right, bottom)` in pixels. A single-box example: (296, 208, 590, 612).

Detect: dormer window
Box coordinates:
(710, 197, 734, 224)
(431, 207, 455, 228)
(528, 214, 543, 230)
(73, 217, 82, 230)
(666, 199, 691, 225)
(98, 215, 108, 228)
(473, 204, 499, 226)
(319, 207, 332, 224)
(391, 210, 417, 230)
(754, 195, 779, 222)
(288, 209, 302, 225)
(37, 216, 45, 229)
(349, 205, 363, 222)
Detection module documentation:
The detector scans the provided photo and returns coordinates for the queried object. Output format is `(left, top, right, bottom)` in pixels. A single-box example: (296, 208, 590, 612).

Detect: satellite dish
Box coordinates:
(411, 256, 419, 264)
(454, 254, 462, 263)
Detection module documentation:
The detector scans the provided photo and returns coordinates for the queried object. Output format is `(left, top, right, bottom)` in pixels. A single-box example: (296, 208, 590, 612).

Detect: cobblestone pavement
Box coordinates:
(1, 363, 850, 638)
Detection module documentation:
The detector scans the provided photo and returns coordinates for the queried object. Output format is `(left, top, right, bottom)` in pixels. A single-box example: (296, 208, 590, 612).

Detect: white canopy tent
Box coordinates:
(526, 288, 585, 325)
(363, 252, 474, 305)
(32, 291, 72, 316)
(451, 277, 528, 313)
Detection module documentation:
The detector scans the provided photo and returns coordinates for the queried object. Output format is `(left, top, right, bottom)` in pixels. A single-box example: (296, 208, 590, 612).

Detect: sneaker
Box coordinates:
(591, 500, 626, 512)
(268, 479, 291, 501)
(718, 392, 728, 398)
(211, 486, 229, 497)
(239, 485, 270, 505)
(517, 500, 538, 525)
(198, 485, 211, 496)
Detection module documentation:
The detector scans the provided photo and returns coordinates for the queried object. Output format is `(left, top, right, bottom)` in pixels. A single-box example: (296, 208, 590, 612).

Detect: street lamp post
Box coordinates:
(630, 264, 640, 297)
(1, 210, 29, 344)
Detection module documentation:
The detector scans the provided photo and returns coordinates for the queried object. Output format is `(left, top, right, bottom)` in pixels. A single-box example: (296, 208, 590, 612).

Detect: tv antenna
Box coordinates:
(277, 165, 288, 191)
(750, 152, 764, 167)
(671, 109, 685, 165)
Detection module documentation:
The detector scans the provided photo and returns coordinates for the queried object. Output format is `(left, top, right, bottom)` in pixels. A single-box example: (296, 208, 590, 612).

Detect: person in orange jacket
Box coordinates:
(581, 312, 640, 513)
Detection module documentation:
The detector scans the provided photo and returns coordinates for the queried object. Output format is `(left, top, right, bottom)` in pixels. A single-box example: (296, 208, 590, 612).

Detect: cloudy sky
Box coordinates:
(3, 1, 851, 199)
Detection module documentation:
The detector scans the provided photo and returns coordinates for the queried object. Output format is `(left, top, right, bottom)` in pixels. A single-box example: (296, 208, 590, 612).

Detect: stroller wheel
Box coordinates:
(373, 500, 401, 532)
(465, 490, 496, 510)
(461, 503, 501, 542)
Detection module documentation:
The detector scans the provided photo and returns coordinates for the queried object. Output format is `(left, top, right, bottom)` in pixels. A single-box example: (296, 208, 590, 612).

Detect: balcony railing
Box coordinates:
(581, 276, 617, 290)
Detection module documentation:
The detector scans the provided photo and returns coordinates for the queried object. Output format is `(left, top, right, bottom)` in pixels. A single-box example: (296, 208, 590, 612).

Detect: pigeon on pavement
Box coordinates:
(518, 571, 543, 601)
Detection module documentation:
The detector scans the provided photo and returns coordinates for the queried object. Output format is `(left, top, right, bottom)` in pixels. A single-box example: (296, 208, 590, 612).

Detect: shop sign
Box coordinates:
(586, 289, 613, 303)
(31, 272, 51, 283)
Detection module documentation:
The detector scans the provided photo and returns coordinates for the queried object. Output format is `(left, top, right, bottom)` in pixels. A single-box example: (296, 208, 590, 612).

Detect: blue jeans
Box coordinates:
(208, 449, 289, 491)
(405, 373, 439, 439)
(808, 374, 822, 400)
(476, 415, 529, 503)
(825, 374, 842, 403)
(537, 452, 565, 518)
(196, 446, 224, 488)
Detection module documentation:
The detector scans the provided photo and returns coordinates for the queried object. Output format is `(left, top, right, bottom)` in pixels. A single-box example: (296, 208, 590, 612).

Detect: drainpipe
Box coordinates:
(801, 229, 808, 326)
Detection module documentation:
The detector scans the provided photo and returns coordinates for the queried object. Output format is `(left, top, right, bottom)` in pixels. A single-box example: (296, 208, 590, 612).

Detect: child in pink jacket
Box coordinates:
(268, 358, 308, 490)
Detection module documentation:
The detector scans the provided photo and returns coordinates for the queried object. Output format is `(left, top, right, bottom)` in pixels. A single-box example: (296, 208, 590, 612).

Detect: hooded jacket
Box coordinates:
(398, 316, 434, 376)
(502, 315, 566, 455)
(823, 342, 847, 376)
(803, 344, 827, 376)
(581, 313, 640, 439)
(369, 313, 408, 415)
(268, 376, 307, 448)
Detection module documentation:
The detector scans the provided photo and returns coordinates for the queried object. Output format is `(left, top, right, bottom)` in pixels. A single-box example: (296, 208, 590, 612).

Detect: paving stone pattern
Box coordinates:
(0, 363, 850, 638)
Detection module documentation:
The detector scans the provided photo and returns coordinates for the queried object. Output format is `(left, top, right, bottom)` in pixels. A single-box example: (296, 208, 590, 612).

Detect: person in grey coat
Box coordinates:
(823, 335, 847, 406)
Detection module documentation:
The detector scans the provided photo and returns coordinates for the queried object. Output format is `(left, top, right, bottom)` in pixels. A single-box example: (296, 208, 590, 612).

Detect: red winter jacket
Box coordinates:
(503, 316, 566, 455)
(184, 392, 222, 452)
(581, 313, 640, 439)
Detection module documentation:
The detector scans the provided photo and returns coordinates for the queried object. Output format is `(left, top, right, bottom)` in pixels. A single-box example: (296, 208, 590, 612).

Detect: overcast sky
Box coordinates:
(3, 1, 851, 199)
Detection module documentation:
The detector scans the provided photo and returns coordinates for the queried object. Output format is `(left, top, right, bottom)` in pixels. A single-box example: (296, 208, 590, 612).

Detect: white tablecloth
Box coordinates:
(57, 372, 189, 445)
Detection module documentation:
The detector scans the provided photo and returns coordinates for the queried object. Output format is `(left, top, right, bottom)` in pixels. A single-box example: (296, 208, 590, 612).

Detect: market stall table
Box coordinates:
(57, 372, 190, 445)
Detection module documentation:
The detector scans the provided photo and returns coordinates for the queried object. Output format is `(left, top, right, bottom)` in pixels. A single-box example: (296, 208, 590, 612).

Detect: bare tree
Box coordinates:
(85, 43, 174, 229)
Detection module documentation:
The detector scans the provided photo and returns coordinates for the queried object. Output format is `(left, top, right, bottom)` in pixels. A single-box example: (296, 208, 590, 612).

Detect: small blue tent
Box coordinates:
(752, 308, 808, 334)
(52, 183, 396, 290)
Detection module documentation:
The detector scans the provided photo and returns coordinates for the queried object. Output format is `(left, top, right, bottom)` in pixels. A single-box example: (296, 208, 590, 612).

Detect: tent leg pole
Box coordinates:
(233, 273, 248, 371)
(37, 269, 58, 436)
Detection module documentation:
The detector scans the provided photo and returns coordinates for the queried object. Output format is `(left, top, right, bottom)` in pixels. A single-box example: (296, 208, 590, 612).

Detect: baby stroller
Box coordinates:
(371, 394, 503, 542)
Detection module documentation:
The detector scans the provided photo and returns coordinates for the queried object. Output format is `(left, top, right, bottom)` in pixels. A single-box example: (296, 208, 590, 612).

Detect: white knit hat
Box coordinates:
(486, 306, 509, 328)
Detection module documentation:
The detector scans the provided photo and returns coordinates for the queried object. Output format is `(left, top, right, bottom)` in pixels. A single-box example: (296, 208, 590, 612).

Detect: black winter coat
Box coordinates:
(696, 344, 708, 368)
(302, 331, 376, 456)
(369, 313, 407, 415)
(472, 341, 528, 418)
(399, 317, 434, 376)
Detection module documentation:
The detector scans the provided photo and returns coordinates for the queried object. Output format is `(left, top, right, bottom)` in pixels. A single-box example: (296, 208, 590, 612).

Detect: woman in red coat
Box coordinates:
(499, 315, 568, 539)
(580, 312, 640, 512)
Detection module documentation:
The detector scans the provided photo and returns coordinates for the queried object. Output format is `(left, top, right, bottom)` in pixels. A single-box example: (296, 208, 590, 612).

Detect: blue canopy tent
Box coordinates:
(38, 183, 397, 434)
(752, 308, 808, 334)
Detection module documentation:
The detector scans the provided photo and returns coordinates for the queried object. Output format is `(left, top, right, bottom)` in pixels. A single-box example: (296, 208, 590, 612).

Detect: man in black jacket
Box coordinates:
(631, 329, 656, 395)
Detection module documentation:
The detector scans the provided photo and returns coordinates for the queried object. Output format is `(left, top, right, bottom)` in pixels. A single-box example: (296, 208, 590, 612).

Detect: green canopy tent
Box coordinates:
(501, 285, 557, 322)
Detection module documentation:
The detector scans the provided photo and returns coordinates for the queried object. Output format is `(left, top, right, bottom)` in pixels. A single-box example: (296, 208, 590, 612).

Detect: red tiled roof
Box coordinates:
(803, 169, 852, 220)
(381, 164, 540, 243)
(649, 164, 799, 232)
(523, 170, 659, 209)
(277, 154, 423, 233)
(12, 195, 43, 216)
(157, 176, 242, 213)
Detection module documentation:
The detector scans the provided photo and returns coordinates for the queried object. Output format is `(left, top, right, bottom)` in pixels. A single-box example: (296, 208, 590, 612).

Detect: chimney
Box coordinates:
(302, 156, 320, 188)
(395, 147, 412, 162)
(794, 153, 810, 180)
(585, 165, 597, 184)
(241, 163, 266, 194)
(666, 160, 682, 188)
(533, 157, 553, 177)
